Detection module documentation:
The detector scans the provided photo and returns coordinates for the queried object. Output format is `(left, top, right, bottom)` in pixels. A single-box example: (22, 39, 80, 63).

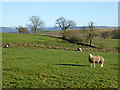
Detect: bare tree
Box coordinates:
(55, 17, 76, 39)
(87, 22, 97, 46)
(29, 16, 44, 34)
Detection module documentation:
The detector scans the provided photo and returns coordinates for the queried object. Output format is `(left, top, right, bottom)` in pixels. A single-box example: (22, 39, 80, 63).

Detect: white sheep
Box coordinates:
(4, 44, 9, 48)
(77, 48, 82, 52)
(89, 54, 104, 67)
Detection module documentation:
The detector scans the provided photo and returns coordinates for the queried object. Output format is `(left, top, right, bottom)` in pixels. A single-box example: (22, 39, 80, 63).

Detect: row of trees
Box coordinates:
(17, 16, 96, 46)
(56, 17, 96, 46)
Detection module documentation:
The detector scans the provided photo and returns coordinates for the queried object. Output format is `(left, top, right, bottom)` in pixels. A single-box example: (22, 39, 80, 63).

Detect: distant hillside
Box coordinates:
(0, 27, 18, 33)
(45, 26, 117, 31)
(0, 26, 117, 33)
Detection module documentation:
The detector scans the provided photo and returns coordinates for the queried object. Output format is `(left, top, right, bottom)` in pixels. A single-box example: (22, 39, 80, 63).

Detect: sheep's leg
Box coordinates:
(101, 63, 103, 67)
(91, 63, 92, 67)
(94, 63, 95, 67)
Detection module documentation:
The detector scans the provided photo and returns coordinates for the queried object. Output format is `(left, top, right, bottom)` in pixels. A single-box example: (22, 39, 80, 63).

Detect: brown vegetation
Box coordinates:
(41, 28, 119, 40)
(2, 43, 118, 53)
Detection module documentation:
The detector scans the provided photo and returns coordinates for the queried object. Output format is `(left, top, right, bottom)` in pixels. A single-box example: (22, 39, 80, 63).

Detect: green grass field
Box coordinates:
(93, 39, 118, 50)
(2, 33, 118, 51)
(2, 47, 118, 88)
(2, 33, 119, 88)
(2, 33, 82, 50)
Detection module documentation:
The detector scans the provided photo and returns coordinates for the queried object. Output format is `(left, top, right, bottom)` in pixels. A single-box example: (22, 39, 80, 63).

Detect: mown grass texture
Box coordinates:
(2, 48, 118, 88)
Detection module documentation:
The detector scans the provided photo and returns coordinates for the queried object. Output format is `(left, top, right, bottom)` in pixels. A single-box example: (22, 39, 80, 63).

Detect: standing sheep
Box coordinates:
(89, 54, 104, 67)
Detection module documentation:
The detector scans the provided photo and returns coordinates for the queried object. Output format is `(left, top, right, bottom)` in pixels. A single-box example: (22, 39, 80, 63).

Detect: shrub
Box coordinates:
(18, 27, 30, 34)
(111, 29, 120, 39)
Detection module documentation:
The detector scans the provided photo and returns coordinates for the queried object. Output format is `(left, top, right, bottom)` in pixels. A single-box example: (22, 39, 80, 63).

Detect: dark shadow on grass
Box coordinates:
(113, 68, 118, 70)
(55, 64, 89, 67)
(109, 64, 118, 66)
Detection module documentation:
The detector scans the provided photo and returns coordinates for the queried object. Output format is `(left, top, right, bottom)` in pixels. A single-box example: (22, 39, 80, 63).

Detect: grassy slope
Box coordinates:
(2, 33, 81, 49)
(2, 33, 119, 88)
(2, 33, 59, 44)
(93, 39, 118, 50)
(2, 48, 118, 88)
(42, 29, 118, 50)
(2, 33, 118, 50)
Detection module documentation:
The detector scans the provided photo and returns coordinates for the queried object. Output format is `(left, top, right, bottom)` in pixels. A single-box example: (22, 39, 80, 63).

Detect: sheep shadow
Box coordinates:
(109, 64, 118, 66)
(55, 64, 89, 67)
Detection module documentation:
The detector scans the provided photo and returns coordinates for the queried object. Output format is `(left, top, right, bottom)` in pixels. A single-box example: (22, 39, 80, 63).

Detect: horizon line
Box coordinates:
(0, 25, 118, 28)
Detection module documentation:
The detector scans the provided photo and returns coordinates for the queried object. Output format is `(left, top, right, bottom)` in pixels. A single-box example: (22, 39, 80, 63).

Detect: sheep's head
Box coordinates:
(89, 54, 92, 58)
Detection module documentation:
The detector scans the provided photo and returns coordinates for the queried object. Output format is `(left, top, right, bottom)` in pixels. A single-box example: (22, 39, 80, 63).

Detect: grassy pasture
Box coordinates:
(2, 33, 81, 50)
(2, 33, 119, 88)
(2, 47, 118, 88)
(41, 29, 118, 50)
(93, 39, 118, 50)
(2, 33, 118, 51)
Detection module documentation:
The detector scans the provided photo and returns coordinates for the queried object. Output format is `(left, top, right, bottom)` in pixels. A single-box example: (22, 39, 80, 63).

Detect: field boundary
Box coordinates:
(2, 43, 118, 53)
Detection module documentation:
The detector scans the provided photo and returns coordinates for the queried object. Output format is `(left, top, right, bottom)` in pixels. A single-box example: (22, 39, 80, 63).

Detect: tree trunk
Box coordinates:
(104, 36, 106, 39)
(62, 33, 66, 39)
(90, 39, 92, 46)
(34, 27, 37, 35)
(62, 29, 66, 39)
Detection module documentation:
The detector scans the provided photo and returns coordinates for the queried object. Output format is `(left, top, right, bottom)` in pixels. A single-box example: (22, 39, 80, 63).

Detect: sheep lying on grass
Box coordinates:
(77, 48, 82, 52)
(4, 44, 9, 48)
(89, 54, 104, 67)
